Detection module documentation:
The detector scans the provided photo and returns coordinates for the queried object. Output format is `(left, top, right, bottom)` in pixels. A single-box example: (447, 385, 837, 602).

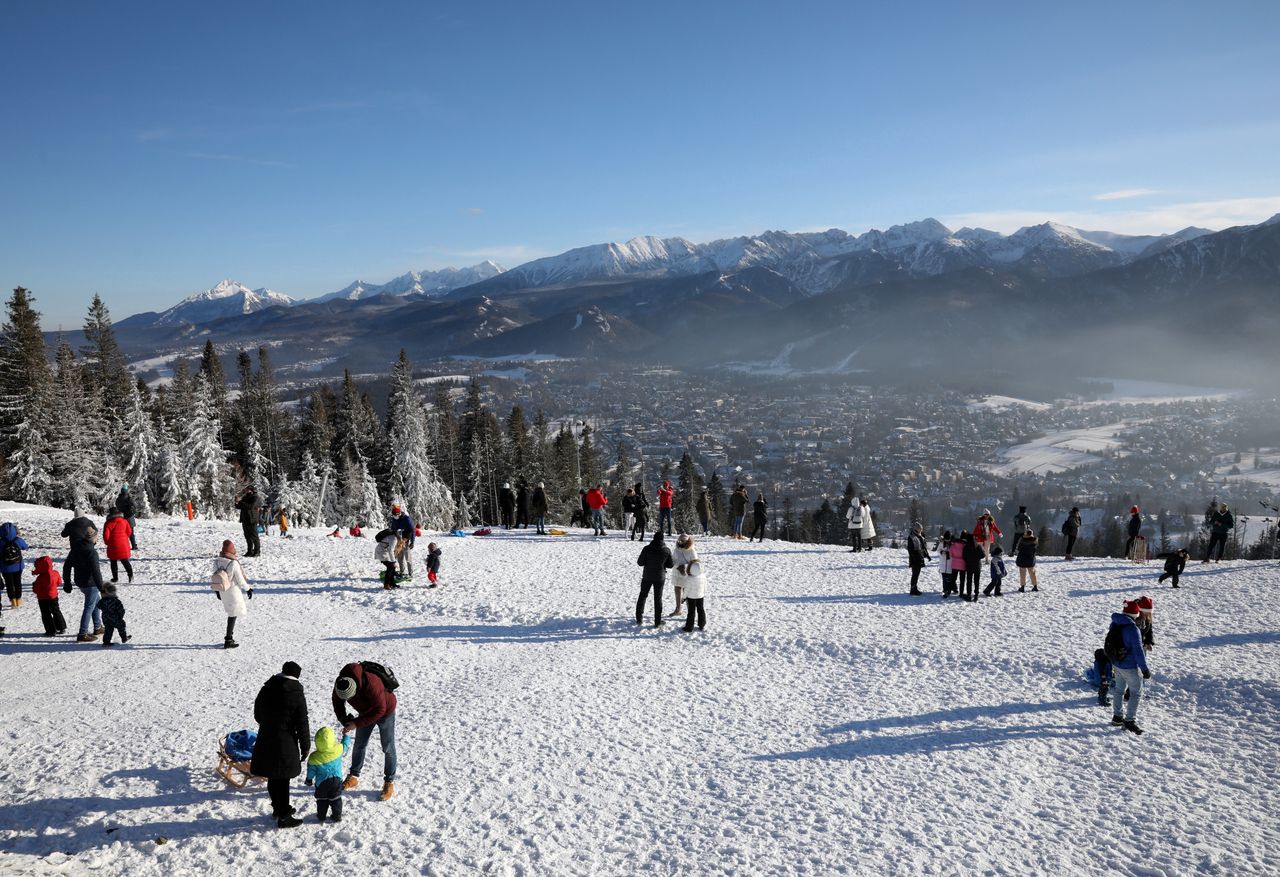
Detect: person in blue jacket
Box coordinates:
(389, 503, 415, 582)
(305, 725, 352, 824)
(1108, 600, 1152, 735)
(1, 521, 31, 613)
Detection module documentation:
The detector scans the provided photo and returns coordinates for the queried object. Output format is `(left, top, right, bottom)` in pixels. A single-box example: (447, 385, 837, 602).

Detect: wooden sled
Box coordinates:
(1128, 535, 1149, 564)
(216, 735, 263, 788)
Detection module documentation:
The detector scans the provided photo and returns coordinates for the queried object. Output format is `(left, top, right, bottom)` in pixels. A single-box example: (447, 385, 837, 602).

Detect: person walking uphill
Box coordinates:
(1105, 602, 1152, 735)
(334, 662, 398, 801)
(657, 481, 675, 536)
(252, 661, 310, 828)
(102, 508, 134, 583)
(62, 515, 104, 642)
(905, 521, 930, 596)
(237, 486, 262, 557)
(1, 521, 30, 610)
(636, 531, 673, 626)
(212, 540, 252, 648)
(115, 484, 138, 550)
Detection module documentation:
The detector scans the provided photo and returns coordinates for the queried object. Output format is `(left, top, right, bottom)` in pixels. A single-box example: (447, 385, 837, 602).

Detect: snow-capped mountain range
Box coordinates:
(148, 279, 295, 327)
(315, 261, 506, 302)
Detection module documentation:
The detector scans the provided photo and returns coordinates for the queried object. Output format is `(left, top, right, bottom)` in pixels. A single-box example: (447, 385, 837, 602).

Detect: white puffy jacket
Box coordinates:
(673, 546, 708, 600)
(213, 555, 250, 617)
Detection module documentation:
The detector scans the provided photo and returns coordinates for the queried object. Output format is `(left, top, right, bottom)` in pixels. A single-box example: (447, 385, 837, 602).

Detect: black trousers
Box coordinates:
(1064, 534, 1077, 556)
(960, 569, 979, 598)
(382, 561, 398, 589)
(2, 571, 20, 602)
(315, 776, 344, 820)
(225, 616, 237, 640)
(38, 597, 66, 634)
(242, 522, 260, 556)
(632, 516, 647, 541)
(516, 510, 529, 528)
(1204, 532, 1228, 561)
(500, 507, 514, 528)
(109, 559, 133, 582)
(983, 575, 1004, 596)
(1158, 571, 1180, 586)
(849, 531, 862, 551)
(909, 564, 923, 592)
(267, 777, 293, 818)
(683, 597, 706, 631)
(749, 516, 767, 541)
(636, 579, 664, 625)
(104, 621, 127, 643)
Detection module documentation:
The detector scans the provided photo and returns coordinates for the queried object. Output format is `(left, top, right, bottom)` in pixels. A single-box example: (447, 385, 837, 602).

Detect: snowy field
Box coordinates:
(1, 501, 1278, 876)
(990, 423, 1129, 476)
(1214, 450, 1280, 490)
(1079, 379, 1245, 406)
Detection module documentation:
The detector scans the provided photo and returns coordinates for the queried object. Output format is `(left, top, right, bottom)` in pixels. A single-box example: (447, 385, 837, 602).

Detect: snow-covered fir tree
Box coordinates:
(119, 383, 155, 516)
(154, 433, 185, 515)
(181, 375, 232, 517)
(342, 450, 384, 529)
(387, 352, 454, 529)
(0, 287, 54, 499)
(242, 426, 272, 489)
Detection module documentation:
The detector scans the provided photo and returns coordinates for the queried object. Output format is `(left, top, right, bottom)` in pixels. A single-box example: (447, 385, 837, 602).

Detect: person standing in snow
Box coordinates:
(0, 521, 30, 610)
(586, 483, 609, 536)
(730, 486, 748, 540)
(251, 660, 310, 828)
(973, 510, 1001, 560)
(670, 533, 699, 618)
(622, 487, 638, 539)
(62, 514, 104, 642)
(983, 544, 1007, 597)
(115, 485, 138, 550)
(31, 555, 67, 636)
(1124, 506, 1143, 559)
(1157, 548, 1189, 587)
(236, 486, 262, 557)
(515, 482, 530, 530)
(960, 531, 983, 602)
(635, 530, 673, 626)
(531, 483, 549, 535)
(677, 539, 709, 632)
(632, 484, 650, 541)
(696, 489, 712, 537)
(425, 543, 442, 587)
(1061, 507, 1082, 560)
(102, 507, 134, 583)
(212, 539, 252, 648)
(936, 530, 956, 597)
(374, 529, 402, 590)
(749, 493, 769, 543)
(657, 481, 675, 536)
(1105, 601, 1152, 735)
(845, 501, 862, 552)
(334, 662, 398, 801)
(390, 503, 416, 581)
(498, 483, 515, 529)
(1202, 503, 1234, 563)
(1010, 506, 1031, 550)
(98, 583, 129, 645)
(305, 725, 351, 824)
(946, 532, 966, 599)
(1135, 595, 1155, 652)
(905, 521, 930, 596)
(1014, 530, 1039, 591)
(858, 498, 876, 550)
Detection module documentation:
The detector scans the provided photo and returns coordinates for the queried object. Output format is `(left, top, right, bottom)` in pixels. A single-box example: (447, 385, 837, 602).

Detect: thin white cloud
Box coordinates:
(187, 152, 294, 169)
(942, 196, 1280, 235)
(464, 207, 485, 216)
(1091, 188, 1161, 201)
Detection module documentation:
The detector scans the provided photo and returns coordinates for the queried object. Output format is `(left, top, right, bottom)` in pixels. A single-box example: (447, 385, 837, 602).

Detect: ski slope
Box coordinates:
(0, 501, 1277, 876)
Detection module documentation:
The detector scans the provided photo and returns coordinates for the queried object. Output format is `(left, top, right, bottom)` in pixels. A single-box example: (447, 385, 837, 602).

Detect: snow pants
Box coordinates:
(382, 561, 398, 590)
(1158, 571, 1181, 587)
(38, 597, 66, 635)
(1112, 665, 1143, 722)
(983, 574, 1004, 597)
(242, 522, 260, 556)
(749, 515, 767, 542)
(1093, 648, 1113, 687)
(2, 570, 21, 603)
(849, 531, 862, 551)
(103, 620, 127, 644)
(636, 578, 664, 625)
(315, 776, 344, 820)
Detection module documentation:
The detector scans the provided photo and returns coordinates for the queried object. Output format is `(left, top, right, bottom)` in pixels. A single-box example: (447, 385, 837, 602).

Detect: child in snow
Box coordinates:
(936, 531, 955, 597)
(1157, 549, 1188, 588)
(1, 521, 30, 610)
(1136, 595, 1155, 651)
(374, 529, 401, 590)
(212, 540, 252, 649)
(278, 509, 290, 539)
(677, 541, 709, 632)
(99, 583, 129, 646)
(946, 532, 967, 599)
(305, 726, 352, 824)
(31, 555, 66, 636)
(425, 543, 442, 587)
(983, 545, 1007, 597)
(960, 532, 983, 602)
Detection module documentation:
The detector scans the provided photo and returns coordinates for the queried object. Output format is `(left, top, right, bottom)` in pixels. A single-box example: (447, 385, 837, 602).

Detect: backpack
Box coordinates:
(1103, 623, 1129, 664)
(1, 540, 20, 566)
(211, 566, 231, 593)
(360, 660, 400, 692)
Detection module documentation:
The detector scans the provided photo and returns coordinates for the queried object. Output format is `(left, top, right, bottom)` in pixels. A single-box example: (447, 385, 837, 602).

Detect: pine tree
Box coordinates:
(609, 440, 633, 527)
(387, 351, 454, 529)
(181, 374, 232, 517)
(48, 340, 99, 512)
(6, 416, 54, 504)
(707, 469, 728, 532)
(675, 451, 703, 534)
(505, 405, 531, 483)
(296, 391, 334, 477)
(342, 449, 384, 529)
(154, 432, 185, 515)
(0, 287, 54, 495)
(198, 340, 229, 414)
(119, 383, 155, 516)
(579, 424, 603, 488)
(80, 294, 131, 414)
(242, 426, 272, 489)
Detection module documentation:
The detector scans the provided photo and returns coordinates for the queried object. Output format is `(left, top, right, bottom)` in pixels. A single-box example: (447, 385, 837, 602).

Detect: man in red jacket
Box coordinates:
(333, 662, 398, 801)
(657, 481, 675, 536)
(585, 484, 609, 536)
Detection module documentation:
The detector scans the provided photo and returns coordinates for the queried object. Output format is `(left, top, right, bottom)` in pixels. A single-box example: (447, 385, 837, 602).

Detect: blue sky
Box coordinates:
(2, 0, 1278, 326)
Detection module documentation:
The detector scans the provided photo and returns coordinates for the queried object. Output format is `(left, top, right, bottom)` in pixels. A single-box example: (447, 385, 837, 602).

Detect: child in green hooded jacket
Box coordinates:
(305, 726, 351, 823)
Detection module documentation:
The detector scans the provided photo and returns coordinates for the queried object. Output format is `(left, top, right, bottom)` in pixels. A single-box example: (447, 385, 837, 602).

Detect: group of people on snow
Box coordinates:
(635, 531, 709, 632)
(1092, 596, 1156, 735)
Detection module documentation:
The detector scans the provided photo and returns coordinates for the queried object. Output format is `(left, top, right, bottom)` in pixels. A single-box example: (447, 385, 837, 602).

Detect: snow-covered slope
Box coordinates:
(315, 261, 505, 302)
(151, 280, 294, 326)
(1, 501, 1276, 877)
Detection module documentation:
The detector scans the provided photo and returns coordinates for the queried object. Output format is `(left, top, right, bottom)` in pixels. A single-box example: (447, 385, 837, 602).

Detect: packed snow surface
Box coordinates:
(0, 501, 1277, 876)
(991, 423, 1129, 475)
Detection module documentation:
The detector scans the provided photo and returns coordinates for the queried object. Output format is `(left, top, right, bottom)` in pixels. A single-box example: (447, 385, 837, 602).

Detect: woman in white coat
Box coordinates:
(846, 501, 862, 552)
(859, 499, 876, 550)
(668, 534, 696, 617)
(674, 535, 709, 631)
(212, 539, 251, 649)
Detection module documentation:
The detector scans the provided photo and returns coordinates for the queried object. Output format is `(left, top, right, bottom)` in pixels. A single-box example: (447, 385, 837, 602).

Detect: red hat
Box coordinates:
(220, 539, 237, 557)
(392, 503, 402, 513)
(1122, 600, 1141, 617)
(1130, 506, 1139, 514)
(1136, 595, 1154, 613)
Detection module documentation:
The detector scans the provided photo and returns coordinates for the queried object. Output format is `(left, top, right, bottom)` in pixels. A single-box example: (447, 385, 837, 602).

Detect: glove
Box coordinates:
(63, 585, 72, 594)
(305, 779, 313, 787)
(247, 589, 254, 599)
(1141, 670, 1151, 680)
(215, 592, 222, 600)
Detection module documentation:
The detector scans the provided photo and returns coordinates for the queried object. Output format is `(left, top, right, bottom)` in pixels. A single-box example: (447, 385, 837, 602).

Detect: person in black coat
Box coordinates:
(251, 661, 311, 828)
(961, 532, 983, 602)
(61, 516, 105, 641)
(115, 486, 138, 550)
(515, 483, 530, 529)
(636, 531, 674, 626)
(749, 494, 768, 542)
(498, 483, 516, 529)
(905, 522, 930, 596)
(237, 487, 262, 557)
(632, 484, 649, 541)
(1124, 506, 1142, 559)
(1157, 548, 1189, 587)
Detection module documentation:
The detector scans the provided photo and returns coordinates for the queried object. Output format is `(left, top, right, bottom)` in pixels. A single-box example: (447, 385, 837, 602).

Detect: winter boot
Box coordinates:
(12, 598, 20, 609)
(379, 781, 394, 801)
(1110, 715, 1124, 726)
(1123, 720, 1144, 736)
(92, 625, 105, 635)
(76, 633, 99, 642)
(276, 815, 304, 828)
(341, 775, 359, 791)
(223, 638, 239, 649)
(1097, 683, 1110, 706)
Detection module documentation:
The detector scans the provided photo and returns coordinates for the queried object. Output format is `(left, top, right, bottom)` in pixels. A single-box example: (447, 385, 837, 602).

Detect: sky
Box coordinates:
(2, 0, 1278, 327)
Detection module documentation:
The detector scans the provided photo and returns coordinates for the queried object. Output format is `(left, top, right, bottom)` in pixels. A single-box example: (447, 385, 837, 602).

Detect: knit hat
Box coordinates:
(392, 504, 402, 514)
(1130, 506, 1140, 515)
(282, 661, 302, 678)
(983, 509, 992, 517)
(102, 583, 117, 595)
(1122, 600, 1141, 617)
(1135, 596, 1154, 613)
(220, 539, 236, 557)
(334, 676, 357, 700)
